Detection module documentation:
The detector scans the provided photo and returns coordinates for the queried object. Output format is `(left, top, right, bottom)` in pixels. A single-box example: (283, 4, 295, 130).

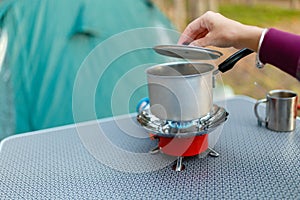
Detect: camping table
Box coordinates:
(0, 96, 299, 199)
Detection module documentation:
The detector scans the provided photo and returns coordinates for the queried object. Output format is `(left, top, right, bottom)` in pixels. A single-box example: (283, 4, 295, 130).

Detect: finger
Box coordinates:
(178, 18, 208, 44)
(190, 32, 214, 47)
(178, 29, 208, 45)
(178, 33, 193, 45)
(194, 29, 209, 40)
(190, 38, 209, 47)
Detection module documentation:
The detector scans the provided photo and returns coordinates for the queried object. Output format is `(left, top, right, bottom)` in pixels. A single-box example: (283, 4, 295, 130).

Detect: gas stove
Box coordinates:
(137, 100, 228, 171)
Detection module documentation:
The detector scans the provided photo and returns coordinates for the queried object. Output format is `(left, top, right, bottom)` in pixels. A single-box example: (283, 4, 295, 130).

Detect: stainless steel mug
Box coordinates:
(254, 90, 298, 132)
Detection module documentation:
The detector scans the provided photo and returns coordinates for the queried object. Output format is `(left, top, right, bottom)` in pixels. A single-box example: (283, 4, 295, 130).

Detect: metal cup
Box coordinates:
(254, 89, 298, 132)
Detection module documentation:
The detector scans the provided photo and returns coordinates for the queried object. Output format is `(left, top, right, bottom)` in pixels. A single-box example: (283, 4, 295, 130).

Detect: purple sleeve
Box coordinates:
(259, 28, 300, 80)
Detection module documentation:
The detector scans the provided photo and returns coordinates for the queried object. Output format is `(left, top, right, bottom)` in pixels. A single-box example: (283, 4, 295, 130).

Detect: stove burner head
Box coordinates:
(167, 121, 193, 129)
(137, 104, 228, 138)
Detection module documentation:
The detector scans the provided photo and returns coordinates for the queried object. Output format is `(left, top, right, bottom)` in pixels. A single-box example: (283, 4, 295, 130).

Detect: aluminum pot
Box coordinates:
(147, 47, 254, 121)
(147, 62, 214, 121)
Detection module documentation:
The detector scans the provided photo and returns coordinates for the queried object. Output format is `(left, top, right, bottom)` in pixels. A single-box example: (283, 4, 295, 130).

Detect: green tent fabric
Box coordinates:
(0, 0, 179, 140)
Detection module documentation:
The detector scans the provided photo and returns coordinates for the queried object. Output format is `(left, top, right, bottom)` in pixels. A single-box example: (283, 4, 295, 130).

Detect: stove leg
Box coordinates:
(208, 147, 220, 157)
(172, 156, 185, 172)
(149, 145, 160, 155)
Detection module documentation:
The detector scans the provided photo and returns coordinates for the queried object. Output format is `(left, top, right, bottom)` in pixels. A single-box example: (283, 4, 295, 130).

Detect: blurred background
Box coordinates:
(0, 0, 299, 139)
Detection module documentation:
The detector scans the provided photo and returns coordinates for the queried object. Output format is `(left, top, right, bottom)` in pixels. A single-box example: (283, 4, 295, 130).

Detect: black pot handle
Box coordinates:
(218, 48, 254, 73)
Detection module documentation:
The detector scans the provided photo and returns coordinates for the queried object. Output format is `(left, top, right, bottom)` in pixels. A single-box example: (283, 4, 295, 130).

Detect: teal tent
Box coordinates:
(0, 0, 179, 140)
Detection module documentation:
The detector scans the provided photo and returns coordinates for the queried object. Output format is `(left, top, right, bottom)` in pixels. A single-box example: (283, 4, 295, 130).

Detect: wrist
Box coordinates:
(236, 25, 264, 51)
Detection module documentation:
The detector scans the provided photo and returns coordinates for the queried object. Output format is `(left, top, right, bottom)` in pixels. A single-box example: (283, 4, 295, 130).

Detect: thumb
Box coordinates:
(190, 37, 210, 47)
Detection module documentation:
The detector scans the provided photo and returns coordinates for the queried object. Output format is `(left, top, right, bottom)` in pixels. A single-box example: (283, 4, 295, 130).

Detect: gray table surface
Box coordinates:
(0, 96, 299, 199)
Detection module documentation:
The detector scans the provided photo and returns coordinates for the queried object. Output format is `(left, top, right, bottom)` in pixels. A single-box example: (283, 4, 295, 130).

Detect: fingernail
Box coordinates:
(182, 41, 190, 45)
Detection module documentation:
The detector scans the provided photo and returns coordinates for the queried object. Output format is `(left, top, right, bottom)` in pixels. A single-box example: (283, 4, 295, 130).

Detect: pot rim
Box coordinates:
(146, 61, 215, 79)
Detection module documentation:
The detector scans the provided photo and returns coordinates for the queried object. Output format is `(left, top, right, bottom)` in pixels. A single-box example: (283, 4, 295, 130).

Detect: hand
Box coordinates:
(178, 11, 264, 51)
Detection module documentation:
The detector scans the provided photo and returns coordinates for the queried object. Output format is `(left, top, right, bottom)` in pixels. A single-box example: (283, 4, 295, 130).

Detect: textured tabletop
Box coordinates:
(0, 96, 299, 199)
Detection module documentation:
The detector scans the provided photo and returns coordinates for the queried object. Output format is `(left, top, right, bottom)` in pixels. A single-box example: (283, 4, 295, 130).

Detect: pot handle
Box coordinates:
(218, 48, 254, 73)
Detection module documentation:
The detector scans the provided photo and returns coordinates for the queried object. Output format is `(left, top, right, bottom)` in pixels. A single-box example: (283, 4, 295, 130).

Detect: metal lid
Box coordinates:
(153, 44, 223, 60)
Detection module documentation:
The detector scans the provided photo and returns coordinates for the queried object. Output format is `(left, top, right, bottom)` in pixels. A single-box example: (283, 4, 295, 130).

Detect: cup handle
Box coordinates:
(254, 99, 267, 126)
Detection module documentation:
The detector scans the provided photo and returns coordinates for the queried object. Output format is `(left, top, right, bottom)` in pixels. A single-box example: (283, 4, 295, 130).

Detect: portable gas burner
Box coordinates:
(137, 99, 228, 171)
(136, 44, 252, 171)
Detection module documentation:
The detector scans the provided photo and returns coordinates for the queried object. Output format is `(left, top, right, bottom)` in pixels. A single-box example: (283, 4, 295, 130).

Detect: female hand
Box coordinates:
(178, 11, 264, 51)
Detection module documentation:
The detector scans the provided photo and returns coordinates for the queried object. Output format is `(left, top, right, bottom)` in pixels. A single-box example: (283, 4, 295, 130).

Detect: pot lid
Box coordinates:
(153, 44, 223, 60)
